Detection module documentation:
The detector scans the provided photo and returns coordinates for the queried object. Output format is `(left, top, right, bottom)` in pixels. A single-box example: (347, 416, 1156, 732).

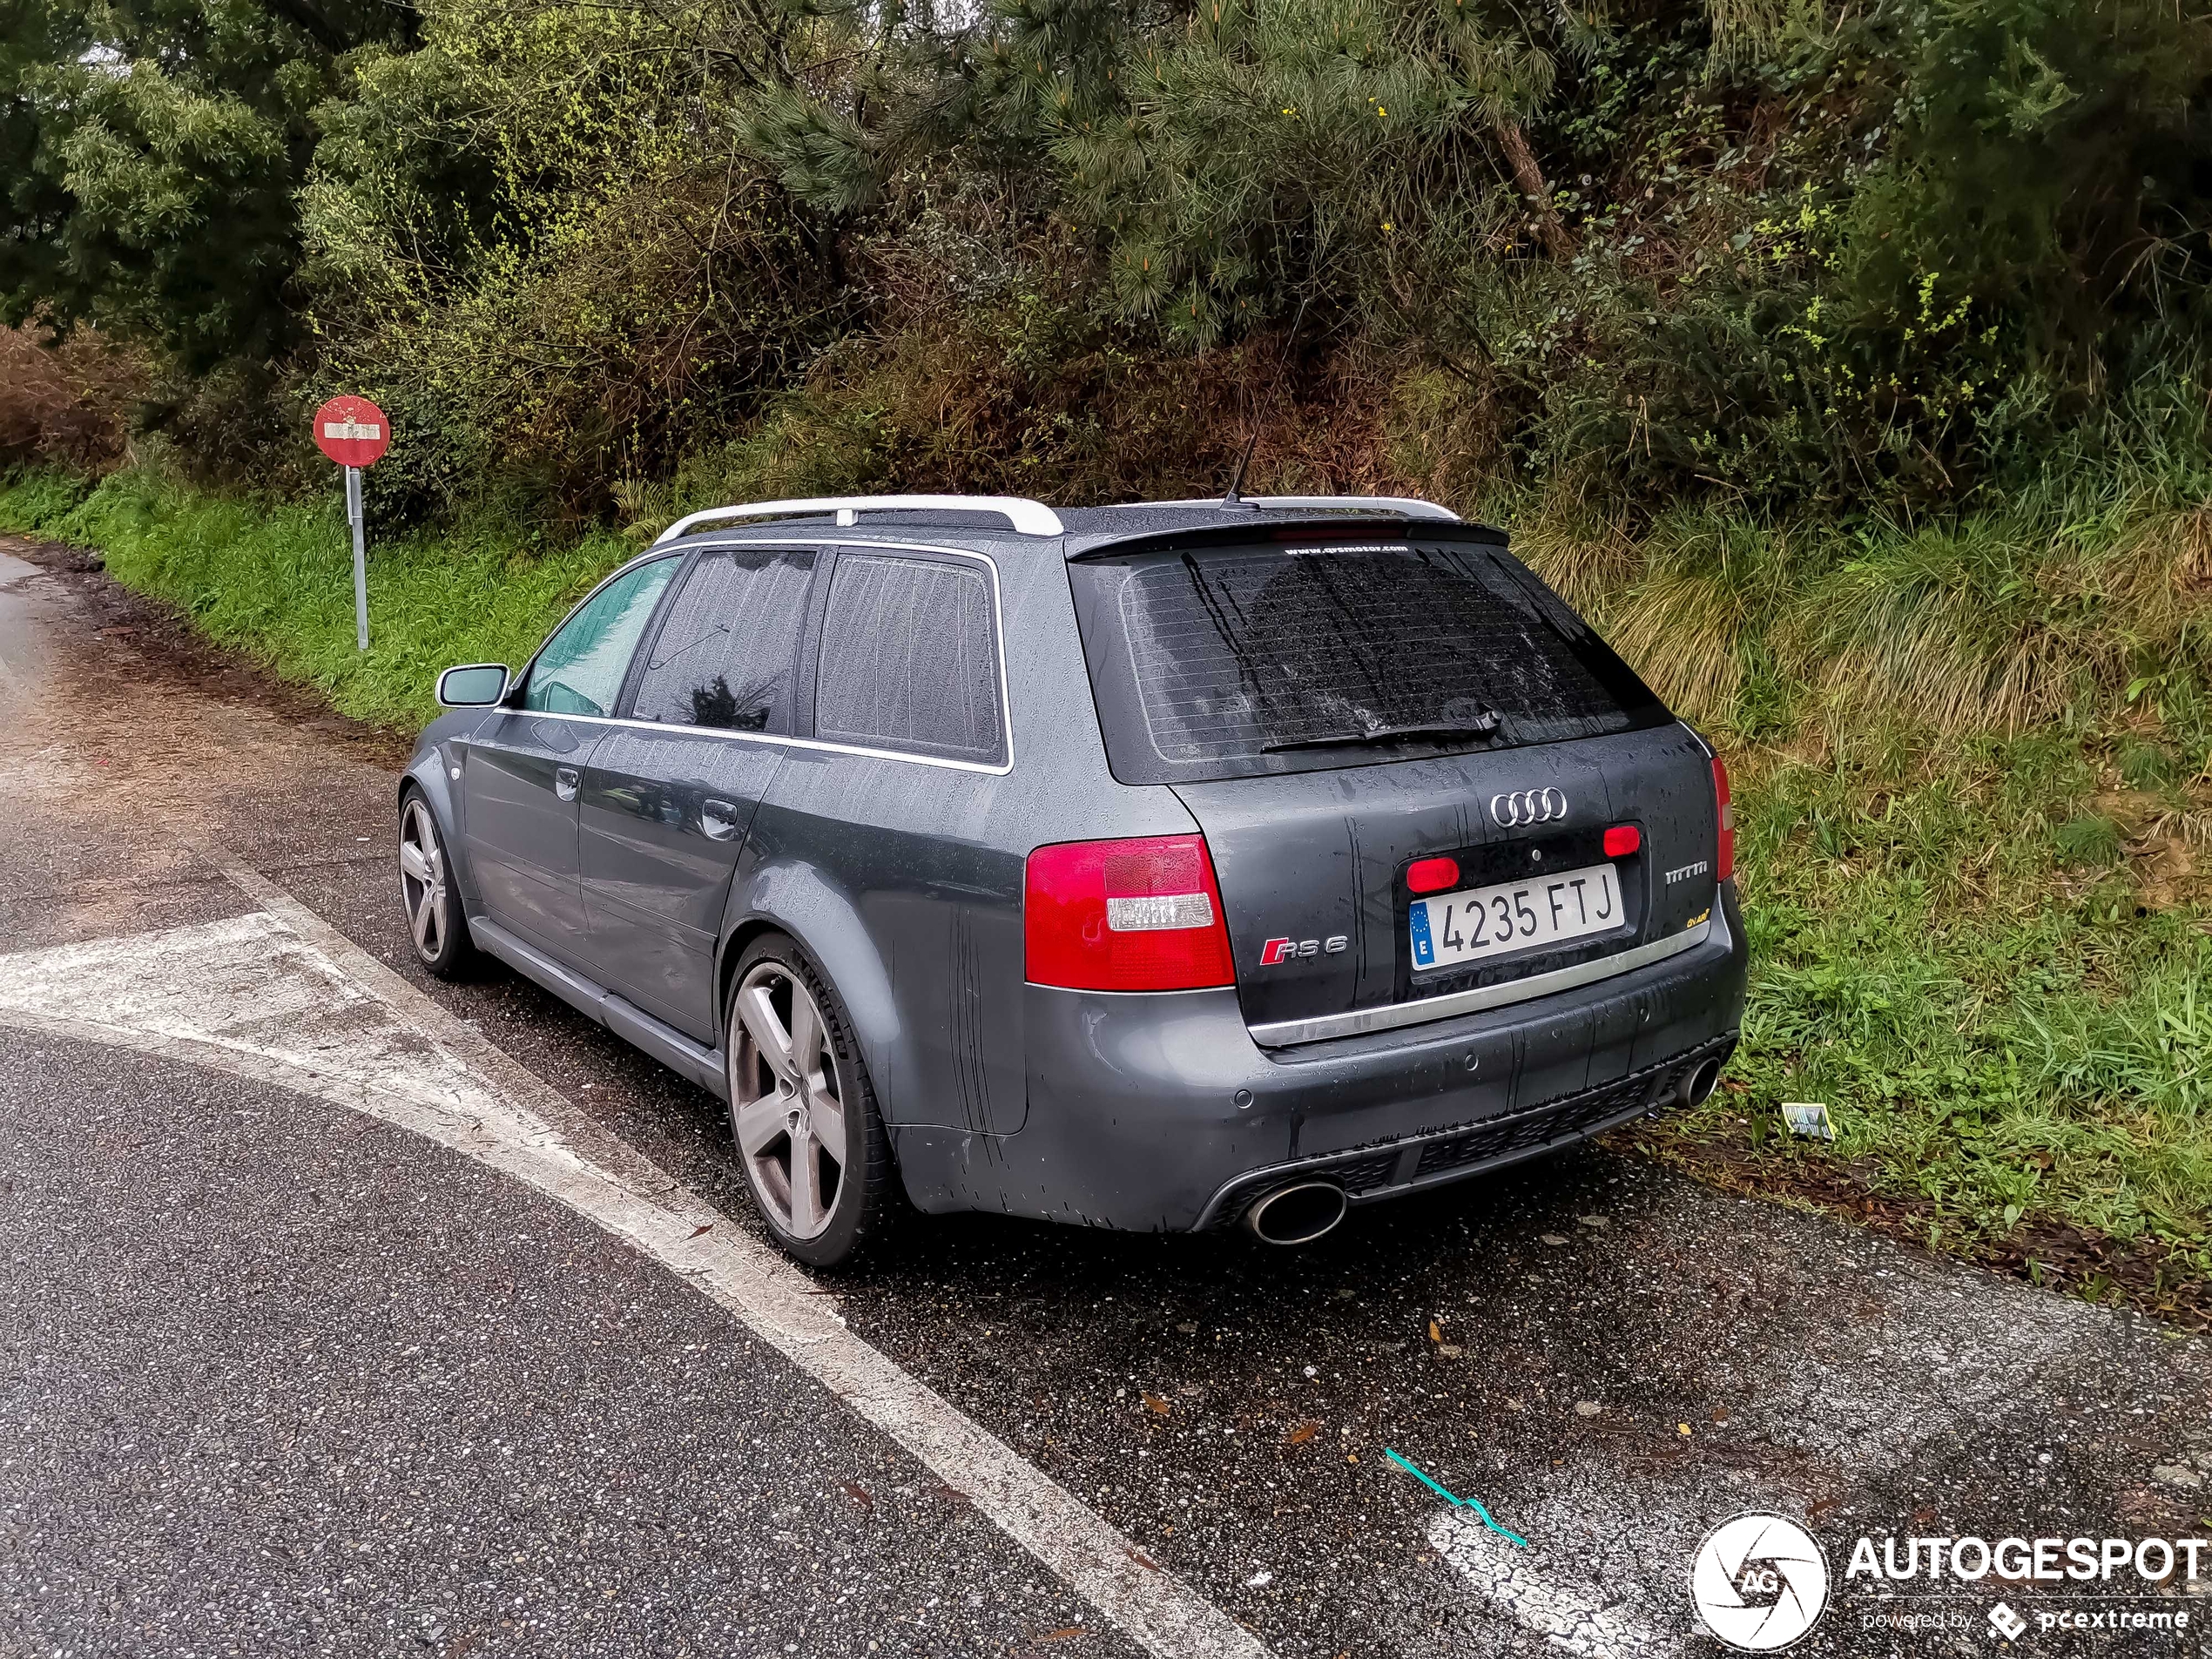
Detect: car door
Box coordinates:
(461, 554, 681, 958)
(744, 547, 1025, 1132)
(578, 543, 819, 1039)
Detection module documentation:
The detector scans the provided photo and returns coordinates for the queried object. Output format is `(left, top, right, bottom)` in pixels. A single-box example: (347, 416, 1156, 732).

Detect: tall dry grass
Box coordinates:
(0, 327, 147, 473)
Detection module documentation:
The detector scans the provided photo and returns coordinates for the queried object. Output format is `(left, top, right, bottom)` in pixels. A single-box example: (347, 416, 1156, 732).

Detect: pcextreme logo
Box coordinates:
(1690, 1513, 1832, 1651)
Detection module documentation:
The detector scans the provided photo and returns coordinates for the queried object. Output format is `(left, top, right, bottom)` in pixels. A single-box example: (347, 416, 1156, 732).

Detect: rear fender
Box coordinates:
(716, 858, 912, 1124)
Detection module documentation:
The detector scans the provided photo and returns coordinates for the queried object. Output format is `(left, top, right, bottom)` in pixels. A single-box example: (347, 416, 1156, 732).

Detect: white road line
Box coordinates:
(0, 874, 1271, 1659)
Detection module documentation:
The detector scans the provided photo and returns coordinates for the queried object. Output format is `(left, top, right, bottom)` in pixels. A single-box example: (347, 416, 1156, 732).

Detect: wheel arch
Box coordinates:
(715, 863, 913, 1126)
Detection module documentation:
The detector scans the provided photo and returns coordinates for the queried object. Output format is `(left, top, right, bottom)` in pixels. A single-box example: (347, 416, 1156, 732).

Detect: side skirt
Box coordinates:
(467, 914, 728, 1101)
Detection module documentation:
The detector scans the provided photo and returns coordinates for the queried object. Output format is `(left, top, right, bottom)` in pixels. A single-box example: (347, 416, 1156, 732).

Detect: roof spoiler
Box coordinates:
(653, 495, 1065, 543)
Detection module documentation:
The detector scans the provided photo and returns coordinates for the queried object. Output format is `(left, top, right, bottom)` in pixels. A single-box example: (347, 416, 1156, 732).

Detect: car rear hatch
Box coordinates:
(1063, 522, 1723, 1045)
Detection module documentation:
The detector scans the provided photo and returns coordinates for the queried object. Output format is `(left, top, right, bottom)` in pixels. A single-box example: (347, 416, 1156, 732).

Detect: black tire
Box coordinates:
(724, 931, 900, 1269)
(397, 787, 477, 981)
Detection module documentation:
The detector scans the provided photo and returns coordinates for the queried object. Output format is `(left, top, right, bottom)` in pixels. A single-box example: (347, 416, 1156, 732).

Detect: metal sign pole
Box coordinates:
(346, 464, 368, 651)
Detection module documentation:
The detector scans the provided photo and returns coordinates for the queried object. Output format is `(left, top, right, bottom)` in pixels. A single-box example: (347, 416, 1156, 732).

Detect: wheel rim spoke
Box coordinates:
(788, 990, 821, 1079)
(732, 981, 794, 1080)
(786, 1128, 825, 1233)
(733, 1095, 786, 1157)
(806, 1082, 847, 1165)
(398, 841, 434, 885)
(412, 888, 438, 952)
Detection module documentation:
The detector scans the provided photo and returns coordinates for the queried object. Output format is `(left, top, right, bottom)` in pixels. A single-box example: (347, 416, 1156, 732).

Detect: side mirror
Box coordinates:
(436, 664, 511, 707)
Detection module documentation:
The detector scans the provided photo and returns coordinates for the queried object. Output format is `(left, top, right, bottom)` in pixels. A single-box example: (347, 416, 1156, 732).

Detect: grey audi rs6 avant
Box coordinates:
(398, 494, 1746, 1265)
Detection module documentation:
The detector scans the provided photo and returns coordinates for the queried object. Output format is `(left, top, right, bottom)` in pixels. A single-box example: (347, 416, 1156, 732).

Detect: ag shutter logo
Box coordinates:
(1690, 1513, 1831, 1651)
(1988, 1602, 2028, 1641)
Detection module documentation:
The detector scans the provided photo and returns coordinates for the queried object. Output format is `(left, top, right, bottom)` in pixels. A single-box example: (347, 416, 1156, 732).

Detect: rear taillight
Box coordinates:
(1602, 824, 1641, 859)
(1712, 755, 1735, 882)
(1025, 834, 1236, 991)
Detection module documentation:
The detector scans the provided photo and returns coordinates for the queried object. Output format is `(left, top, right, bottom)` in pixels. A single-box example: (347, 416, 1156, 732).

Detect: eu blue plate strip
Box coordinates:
(1384, 1448, 1530, 1548)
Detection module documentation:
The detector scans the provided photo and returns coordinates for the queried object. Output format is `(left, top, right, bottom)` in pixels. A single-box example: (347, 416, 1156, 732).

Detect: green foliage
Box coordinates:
(1683, 738, 2212, 1271)
(296, 0, 850, 520)
(0, 0, 415, 372)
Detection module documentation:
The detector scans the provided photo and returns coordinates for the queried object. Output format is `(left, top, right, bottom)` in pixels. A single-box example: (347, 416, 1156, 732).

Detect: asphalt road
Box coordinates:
(2, 535, 2209, 1659)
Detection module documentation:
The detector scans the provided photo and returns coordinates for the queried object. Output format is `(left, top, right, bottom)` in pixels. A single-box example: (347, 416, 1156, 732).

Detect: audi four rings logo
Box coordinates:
(1489, 787, 1569, 826)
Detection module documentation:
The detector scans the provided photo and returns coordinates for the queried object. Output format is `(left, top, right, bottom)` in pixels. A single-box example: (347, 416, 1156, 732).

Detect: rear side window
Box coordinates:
(1066, 537, 1667, 784)
(630, 546, 817, 732)
(813, 552, 1006, 765)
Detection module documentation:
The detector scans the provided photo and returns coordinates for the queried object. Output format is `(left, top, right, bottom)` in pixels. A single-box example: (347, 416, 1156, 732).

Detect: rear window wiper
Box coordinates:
(1261, 715, 1501, 753)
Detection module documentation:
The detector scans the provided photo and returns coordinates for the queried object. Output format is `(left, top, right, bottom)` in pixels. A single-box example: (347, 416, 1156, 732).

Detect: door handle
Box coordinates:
(701, 798, 741, 841)
(555, 766, 581, 803)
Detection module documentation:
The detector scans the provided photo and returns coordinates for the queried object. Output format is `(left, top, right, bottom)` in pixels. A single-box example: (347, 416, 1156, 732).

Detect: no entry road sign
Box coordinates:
(314, 395, 390, 469)
(313, 395, 389, 651)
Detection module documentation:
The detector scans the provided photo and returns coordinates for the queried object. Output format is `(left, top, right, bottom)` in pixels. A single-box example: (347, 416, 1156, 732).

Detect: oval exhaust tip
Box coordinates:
(1242, 1181, 1349, 1247)
(1680, 1056, 1723, 1108)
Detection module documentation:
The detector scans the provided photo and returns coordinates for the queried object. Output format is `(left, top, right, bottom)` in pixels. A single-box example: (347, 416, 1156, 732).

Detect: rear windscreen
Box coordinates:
(1066, 537, 1669, 784)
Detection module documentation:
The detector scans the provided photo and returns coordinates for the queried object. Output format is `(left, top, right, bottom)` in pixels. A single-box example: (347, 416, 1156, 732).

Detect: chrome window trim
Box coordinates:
(501, 537, 1016, 778)
(1247, 917, 1716, 1048)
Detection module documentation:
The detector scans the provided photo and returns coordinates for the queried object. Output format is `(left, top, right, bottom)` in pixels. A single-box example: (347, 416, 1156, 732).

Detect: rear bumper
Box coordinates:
(949, 882, 1748, 1231)
(1190, 1033, 1734, 1229)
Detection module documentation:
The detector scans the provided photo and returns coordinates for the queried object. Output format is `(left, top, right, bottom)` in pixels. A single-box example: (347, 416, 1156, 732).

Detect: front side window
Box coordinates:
(630, 546, 818, 732)
(813, 553, 1005, 765)
(522, 556, 679, 717)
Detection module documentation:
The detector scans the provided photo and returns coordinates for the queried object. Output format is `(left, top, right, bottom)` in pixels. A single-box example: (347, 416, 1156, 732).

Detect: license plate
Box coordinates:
(1408, 861, 1624, 970)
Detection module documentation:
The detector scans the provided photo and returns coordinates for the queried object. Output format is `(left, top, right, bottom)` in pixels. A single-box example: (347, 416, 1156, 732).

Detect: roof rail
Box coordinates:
(653, 495, 1065, 544)
(1133, 494, 1460, 523)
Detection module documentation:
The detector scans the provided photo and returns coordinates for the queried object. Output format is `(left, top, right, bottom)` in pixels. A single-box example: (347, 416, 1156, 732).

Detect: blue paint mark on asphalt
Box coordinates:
(1385, 1449, 1530, 1548)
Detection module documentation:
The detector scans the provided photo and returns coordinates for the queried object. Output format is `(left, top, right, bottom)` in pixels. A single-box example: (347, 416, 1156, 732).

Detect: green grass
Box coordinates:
(7, 462, 2210, 1316)
(1674, 731, 2212, 1300)
(0, 469, 637, 730)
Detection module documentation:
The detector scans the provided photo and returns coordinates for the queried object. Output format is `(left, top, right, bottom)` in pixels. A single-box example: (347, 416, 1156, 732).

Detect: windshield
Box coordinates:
(1066, 536, 1668, 784)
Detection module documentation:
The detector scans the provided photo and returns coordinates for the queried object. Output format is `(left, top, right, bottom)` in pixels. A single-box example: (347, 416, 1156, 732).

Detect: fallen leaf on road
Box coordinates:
(1175, 1321, 1198, 1333)
(840, 1480, 873, 1512)
(1540, 1233, 1568, 1245)
(1574, 1400, 1602, 1417)
(687, 1224, 712, 1238)
(1124, 1548, 1159, 1572)
(1286, 1420, 1321, 1445)
(1577, 1215, 1609, 1230)
(1142, 1393, 1170, 1415)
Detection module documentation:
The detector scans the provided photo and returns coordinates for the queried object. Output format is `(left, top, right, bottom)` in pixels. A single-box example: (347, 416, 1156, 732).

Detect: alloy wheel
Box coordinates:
(397, 798, 448, 961)
(729, 961, 849, 1240)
